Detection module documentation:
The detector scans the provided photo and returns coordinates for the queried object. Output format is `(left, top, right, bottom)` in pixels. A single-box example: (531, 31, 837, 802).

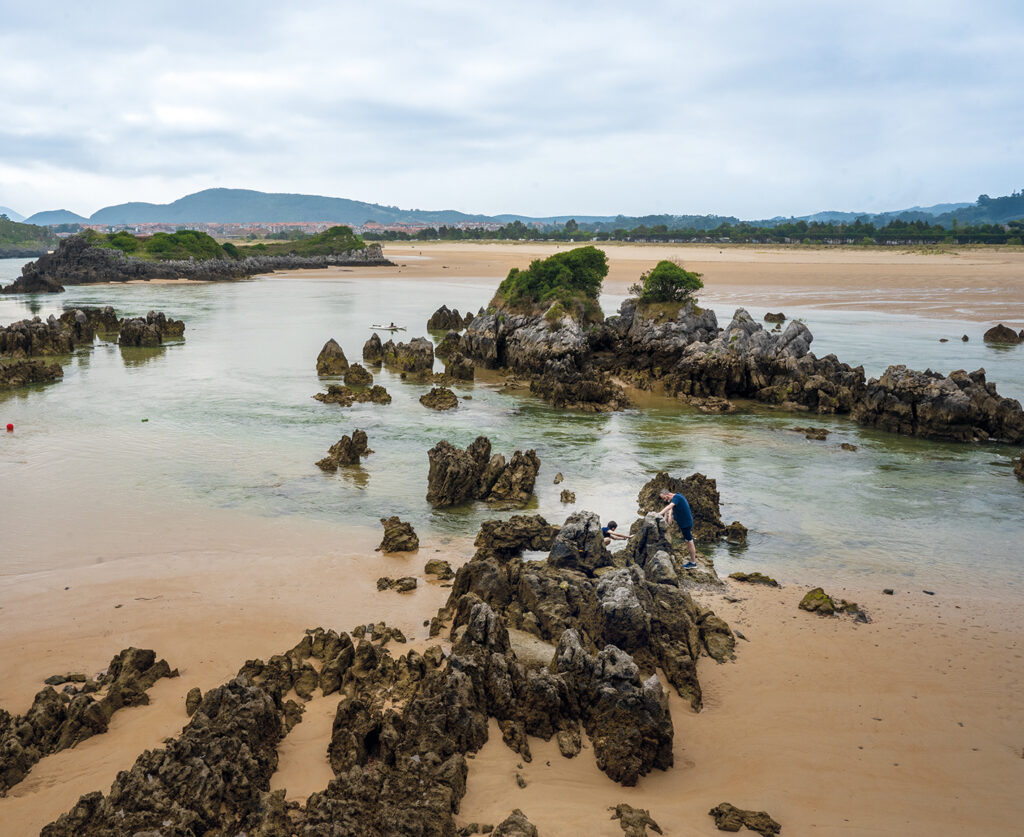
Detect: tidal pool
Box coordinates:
(1, 258, 1022, 597)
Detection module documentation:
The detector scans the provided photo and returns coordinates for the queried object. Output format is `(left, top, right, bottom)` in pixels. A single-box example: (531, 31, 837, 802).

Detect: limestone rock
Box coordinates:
(185, 687, 202, 716)
(763, 312, 786, 323)
(723, 521, 748, 545)
(0, 358, 63, 388)
(428, 305, 466, 331)
(493, 809, 539, 837)
(382, 336, 434, 374)
(435, 330, 463, 358)
(314, 383, 392, 406)
(317, 429, 372, 470)
(363, 332, 383, 364)
(799, 587, 868, 621)
(793, 425, 829, 440)
(427, 437, 540, 508)
(344, 362, 373, 387)
(377, 516, 419, 552)
(610, 803, 663, 836)
(118, 317, 162, 347)
(420, 386, 459, 410)
(983, 323, 1022, 344)
(548, 511, 612, 575)
(560, 489, 576, 503)
(445, 351, 475, 380)
(425, 559, 455, 580)
(636, 471, 731, 544)
(708, 802, 781, 835)
(316, 338, 348, 374)
(377, 576, 418, 593)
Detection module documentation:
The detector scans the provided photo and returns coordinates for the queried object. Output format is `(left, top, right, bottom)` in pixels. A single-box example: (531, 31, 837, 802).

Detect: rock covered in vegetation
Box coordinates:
(1, 648, 176, 793)
(317, 338, 349, 374)
(0, 358, 63, 388)
(382, 336, 434, 374)
(426, 436, 540, 507)
(363, 332, 384, 364)
(420, 386, 459, 410)
(344, 362, 373, 386)
(851, 365, 1024, 443)
(983, 323, 1022, 344)
(708, 802, 782, 835)
(729, 572, 779, 587)
(377, 516, 420, 552)
(314, 383, 392, 406)
(799, 587, 868, 621)
(317, 429, 372, 470)
(427, 305, 467, 331)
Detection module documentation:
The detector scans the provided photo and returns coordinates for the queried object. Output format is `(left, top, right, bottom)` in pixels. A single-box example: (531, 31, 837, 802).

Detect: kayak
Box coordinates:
(371, 325, 407, 331)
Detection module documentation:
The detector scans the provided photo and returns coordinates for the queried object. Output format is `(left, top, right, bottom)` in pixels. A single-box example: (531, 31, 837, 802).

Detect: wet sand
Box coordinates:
(1, 529, 1021, 835)
(325, 242, 1024, 325)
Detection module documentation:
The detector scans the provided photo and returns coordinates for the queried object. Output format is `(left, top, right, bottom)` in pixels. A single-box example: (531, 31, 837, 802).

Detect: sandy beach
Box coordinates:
(1, 531, 1021, 835)
(335, 242, 1024, 325)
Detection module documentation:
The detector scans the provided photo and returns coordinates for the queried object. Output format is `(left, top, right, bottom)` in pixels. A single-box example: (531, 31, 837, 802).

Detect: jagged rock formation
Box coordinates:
(317, 429, 372, 470)
(434, 330, 462, 358)
(377, 576, 418, 592)
(425, 559, 455, 580)
(377, 516, 420, 552)
(426, 437, 540, 507)
(59, 305, 120, 336)
(420, 386, 459, 410)
(118, 311, 184, 347)
(445, 351, 475, 380)
(317, 338, 349, 374)
(799, 587, 868, 621)
(2, 234, 390, 294)
(363, 332, 383, 364)
(0, 358, 63, 388)
(851, 365, 1024, 443)
(383, 336, 435, 374)
(314, 383, 392, 406)
(185, 687, 202, 716)
(493, 809, 539, 837)
(0, 317, 77, 356)
(445, 510, 733, 711)
(983, 323, 1022, 344)
(636, 471, 735, 544)
(427, 305, 468, 331)
(708, 802, 782, 835)
(763, 312, 786, 323)
(461, 311, 628, 412)
(344, 362, 373, 386)
(0, 648, 176, 793)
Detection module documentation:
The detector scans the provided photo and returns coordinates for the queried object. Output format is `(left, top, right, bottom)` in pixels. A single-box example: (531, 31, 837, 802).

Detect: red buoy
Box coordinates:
(5, 423, 12, 432)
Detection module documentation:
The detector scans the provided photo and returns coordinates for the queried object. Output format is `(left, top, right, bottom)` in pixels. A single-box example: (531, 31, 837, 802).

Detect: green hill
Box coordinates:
(84, 229, 235, 261)
(0, 217, 56, 252)
(235, 225, 365, 257)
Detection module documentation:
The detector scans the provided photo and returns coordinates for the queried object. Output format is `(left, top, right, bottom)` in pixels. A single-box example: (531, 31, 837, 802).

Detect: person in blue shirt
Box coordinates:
(601, 520, 627, 545)
(659, 489, 698, 568)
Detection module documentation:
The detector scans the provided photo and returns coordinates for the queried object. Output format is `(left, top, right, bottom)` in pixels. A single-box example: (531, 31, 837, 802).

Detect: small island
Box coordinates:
(1, 225, 391, 294)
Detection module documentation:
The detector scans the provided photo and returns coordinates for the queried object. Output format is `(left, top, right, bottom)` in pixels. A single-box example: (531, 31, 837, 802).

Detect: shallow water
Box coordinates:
(2, 257, 1022, 596)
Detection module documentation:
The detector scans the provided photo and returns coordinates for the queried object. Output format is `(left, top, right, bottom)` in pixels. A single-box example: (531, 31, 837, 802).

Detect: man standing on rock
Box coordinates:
(659, 489, 698, 569)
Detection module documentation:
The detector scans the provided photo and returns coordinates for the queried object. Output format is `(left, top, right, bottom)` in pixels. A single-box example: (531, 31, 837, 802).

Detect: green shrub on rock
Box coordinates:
(494, 245, 607, 321)
(629, 260, 703, 304)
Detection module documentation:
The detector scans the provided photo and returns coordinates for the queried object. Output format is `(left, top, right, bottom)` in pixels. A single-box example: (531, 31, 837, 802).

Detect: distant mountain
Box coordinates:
(25, 209, 90, 225)
(0, 206, 24, 222)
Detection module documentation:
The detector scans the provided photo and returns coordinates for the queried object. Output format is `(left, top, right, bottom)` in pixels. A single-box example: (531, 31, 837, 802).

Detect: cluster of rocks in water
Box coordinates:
(421, 386, 460, 410)
(317, 429, 373, 471)
(0, 648, 176, 793)
(0, 306, 185, 387)
(314, 383, 392, 407)
(427, 304, 477, 332)
(426, 436, 541, 508)
(1, 234, 391, 294)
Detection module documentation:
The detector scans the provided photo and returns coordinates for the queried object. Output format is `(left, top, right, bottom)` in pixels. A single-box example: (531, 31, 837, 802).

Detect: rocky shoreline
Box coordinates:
(1, 235, 392, 294)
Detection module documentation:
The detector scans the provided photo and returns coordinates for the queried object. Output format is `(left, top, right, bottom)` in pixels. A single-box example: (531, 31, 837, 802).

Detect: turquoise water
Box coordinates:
(2, 257, 1022, 595)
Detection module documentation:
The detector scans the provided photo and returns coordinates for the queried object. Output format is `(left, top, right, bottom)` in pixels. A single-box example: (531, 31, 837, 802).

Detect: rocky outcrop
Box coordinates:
(636, 471, 734, 544)
(852, 365, 1024, 443)
(317, 429, 372, 470)
(317, 338, 349, 374)
(426, 437, 540, 507)
(377, 516, 420, 552)
(58, 305, 120, 338)
(344, 362, 373, 387)
(118, 311, 184, 347)
(427, 305, 468, 331)
(425, 559, 455, 580)
(0, 317, 77, 357)
(611, 803, 663, 836)
(1, 648, 176, 793)
(493, 809, 539, 837)
(377, 576, 418, 592)
(983, 323, 1022, 344)
(446, 510, 734, 711)
(763, 312, 786, 323)
(383, 336, 434, 374)
(0, 358, 63, 388)
(434, 330, 462, 358)
(420, 386, 459, 410)
(363, 332, 383, 364)
(2, 234, 390, 294)
(799, 587, 868, 621)
(445, 351, 475, 380)
(314, 383, 392, 406)
(708, 802, 782, 835)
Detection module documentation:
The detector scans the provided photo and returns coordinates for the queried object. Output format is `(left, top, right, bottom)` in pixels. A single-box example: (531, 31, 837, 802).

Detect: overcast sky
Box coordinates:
(1, 0, 1022, 219)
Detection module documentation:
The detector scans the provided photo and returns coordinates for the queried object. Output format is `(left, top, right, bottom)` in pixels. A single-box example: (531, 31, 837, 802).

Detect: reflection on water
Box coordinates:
(1, 263, 1022, 597)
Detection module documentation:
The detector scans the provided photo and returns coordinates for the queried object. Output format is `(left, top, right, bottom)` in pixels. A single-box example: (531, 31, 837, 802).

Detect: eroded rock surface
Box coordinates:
(317, 338, 349, 374)
(428, 305, 467, 331)
(377, 516, 420, 552)
(363, 332, 384, 364)
(636, 471, 733, 544)
(0, 358, 63, 388)
(344, 362, 374, 387)
(1, 648, 176, 793)
(421, 386, 459, 410)
(314, 383, 392, 406)
(799, 587, 868, 621)
(317, 429, 372, 470)
(611, 803, 663, 836)
(383, 336, 435, 374)
(983, 323, 1022, 344)
(426, 437, 540, 508)
(708, 802, 782, 835)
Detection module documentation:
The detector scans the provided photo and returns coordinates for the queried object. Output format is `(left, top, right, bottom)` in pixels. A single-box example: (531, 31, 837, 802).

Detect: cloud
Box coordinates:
(1, 0, 1022, 217)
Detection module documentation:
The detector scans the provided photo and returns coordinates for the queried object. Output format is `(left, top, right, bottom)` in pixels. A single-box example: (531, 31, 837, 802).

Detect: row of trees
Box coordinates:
(363, 217, 1024, 245)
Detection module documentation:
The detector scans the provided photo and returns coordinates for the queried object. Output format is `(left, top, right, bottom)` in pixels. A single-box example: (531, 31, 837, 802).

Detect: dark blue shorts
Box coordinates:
(680, 526, 693, 542)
